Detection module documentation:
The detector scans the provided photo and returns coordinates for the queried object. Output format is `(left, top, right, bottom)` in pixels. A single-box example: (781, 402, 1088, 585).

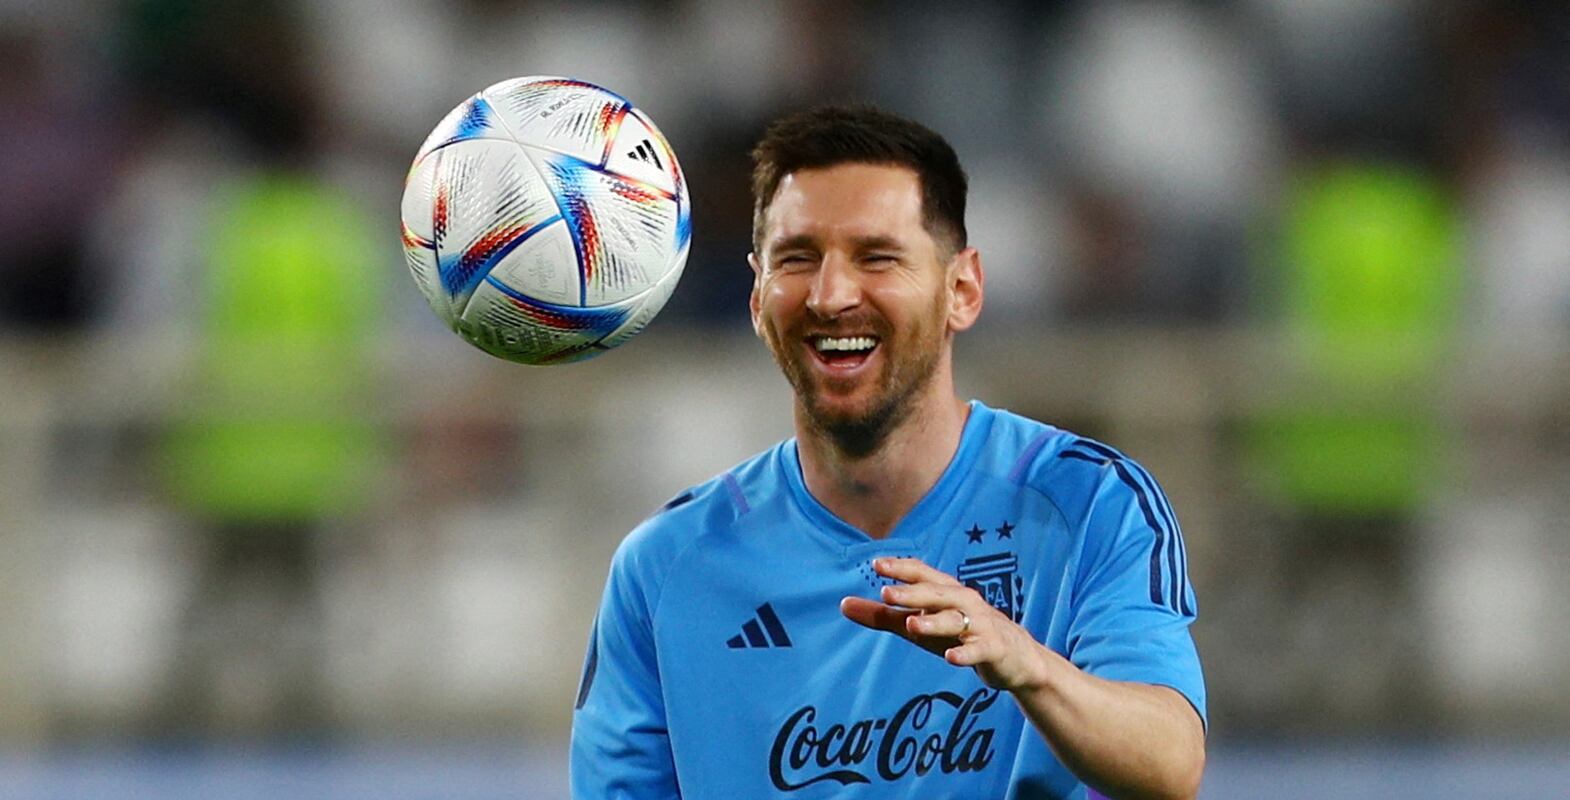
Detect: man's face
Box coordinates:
(750, 163, 961, 450)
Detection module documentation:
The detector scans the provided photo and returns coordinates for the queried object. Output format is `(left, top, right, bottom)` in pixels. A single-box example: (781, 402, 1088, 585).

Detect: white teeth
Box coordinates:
(814, 336, 878, 352)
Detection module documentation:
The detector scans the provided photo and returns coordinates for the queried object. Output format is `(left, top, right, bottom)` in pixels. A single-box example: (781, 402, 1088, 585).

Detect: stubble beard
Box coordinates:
(765, 298, 948, 460)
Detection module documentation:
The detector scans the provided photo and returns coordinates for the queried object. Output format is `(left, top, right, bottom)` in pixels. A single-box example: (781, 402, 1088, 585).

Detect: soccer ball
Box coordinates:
(400, 77, 691, 364)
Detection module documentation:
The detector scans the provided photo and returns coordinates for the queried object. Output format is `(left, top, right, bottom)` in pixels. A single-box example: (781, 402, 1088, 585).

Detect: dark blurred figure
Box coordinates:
(1447, 2, 1570, 331)
(657, 124, 757, 326)
(118, 0, 319, 160)
(659, 0, 878, 327)
(0, 28, 118, 329)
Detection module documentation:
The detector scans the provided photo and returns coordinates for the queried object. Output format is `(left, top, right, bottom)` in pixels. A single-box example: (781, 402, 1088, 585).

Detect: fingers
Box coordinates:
(848, 559, 1034, 691)
(944, 643, 987, 668)
(873, 557, 963, 587)
(846, 598, 972, 641)
(905, 608, 972, 639)
(840, 596, 916, 635)
(880, 581, 981, 614)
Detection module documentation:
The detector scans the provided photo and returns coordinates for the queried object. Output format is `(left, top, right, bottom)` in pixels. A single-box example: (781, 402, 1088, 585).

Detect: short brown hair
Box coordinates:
(749, 105, 968, 255)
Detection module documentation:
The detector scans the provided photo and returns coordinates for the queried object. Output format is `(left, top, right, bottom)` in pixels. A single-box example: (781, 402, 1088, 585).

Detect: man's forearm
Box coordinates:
(1010, 646, 1206, 800)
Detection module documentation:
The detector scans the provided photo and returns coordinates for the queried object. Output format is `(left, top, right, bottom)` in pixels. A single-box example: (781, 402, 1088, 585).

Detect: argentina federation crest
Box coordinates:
(957, 552, 1025, 623)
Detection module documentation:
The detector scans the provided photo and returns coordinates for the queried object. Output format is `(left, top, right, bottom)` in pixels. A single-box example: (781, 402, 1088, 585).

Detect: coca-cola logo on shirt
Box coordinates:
(767, 688, 999, 791)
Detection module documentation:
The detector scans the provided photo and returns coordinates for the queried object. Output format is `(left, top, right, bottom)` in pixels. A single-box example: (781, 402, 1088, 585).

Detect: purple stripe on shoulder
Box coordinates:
(1007, 430, 1057, 484)
(1087, 791, 1110, 800)
(722, 472, 751, 515)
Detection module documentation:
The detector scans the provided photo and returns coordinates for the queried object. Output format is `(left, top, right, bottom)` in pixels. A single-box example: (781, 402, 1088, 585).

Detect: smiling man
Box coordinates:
(571, 106, 1206, 799)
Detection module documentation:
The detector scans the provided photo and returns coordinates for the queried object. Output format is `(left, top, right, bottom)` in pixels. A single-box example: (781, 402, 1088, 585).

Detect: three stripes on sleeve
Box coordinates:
(1056, 440, 1193, 615)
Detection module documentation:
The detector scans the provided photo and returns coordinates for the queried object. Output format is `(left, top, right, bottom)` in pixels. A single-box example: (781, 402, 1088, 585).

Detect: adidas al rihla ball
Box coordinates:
(400, 77, 691, 364)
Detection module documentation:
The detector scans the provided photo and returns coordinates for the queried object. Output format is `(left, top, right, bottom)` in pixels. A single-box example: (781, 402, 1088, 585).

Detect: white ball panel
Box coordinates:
(485, 219, 579, 307)
(630, 107, 687, 200)
(520, 145, 684, 306)
(401, 153, 441, 242)
(455, 280, 592, 363)
(413, 92, 508, 164)
(426, 139, 560, 311)
(603, 111, 677, 195)
(597, 244, 688, 352)
(483, 76, 625, 166)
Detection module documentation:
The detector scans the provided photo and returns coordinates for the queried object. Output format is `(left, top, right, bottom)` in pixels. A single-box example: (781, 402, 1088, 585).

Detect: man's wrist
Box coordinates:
(1010, 639, 1070, 698)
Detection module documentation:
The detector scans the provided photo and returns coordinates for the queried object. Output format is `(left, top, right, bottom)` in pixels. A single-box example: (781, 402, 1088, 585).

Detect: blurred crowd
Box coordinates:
(0, 0, 1567, 747)
(6, 0, 1570, 333)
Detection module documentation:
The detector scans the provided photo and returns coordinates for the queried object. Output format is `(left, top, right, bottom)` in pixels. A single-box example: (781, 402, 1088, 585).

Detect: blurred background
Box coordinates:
(1, 0, 1567, 797)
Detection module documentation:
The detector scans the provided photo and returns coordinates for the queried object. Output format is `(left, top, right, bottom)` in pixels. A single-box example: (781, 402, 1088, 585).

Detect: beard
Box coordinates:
(762, 293, 948, 459)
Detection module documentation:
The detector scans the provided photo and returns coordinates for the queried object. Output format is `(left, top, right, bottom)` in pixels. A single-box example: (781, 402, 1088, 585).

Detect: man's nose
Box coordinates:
(805, 254, 861, 319)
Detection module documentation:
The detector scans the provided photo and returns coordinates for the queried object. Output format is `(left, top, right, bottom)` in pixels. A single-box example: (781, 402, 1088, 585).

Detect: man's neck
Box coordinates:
(795, 388, 971, 540)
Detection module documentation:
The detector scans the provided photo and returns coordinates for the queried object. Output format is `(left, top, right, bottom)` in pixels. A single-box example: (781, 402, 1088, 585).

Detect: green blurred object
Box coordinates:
(1251, 162, 1461, 514)
(162, 172, 383, 522)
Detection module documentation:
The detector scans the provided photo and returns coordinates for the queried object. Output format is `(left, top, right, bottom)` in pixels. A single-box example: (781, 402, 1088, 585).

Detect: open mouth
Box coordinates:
(808, 335, 880, 370)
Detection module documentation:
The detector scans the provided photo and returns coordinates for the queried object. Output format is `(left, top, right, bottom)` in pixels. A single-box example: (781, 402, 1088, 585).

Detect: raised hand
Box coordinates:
(840, 557, 1045, 692)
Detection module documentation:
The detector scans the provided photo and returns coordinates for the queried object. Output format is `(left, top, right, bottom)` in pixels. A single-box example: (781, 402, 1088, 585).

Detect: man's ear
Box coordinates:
(748, 251, 765, 338)
(947, 247, 984, 333)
